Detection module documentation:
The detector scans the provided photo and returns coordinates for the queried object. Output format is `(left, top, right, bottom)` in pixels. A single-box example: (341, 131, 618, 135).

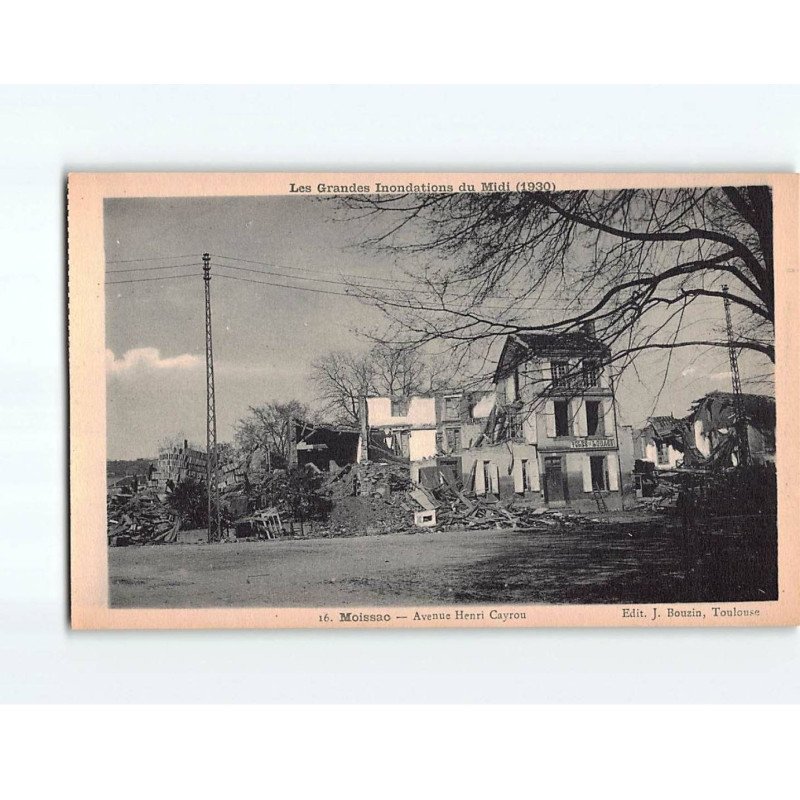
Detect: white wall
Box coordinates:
(367, 396, 437, 427)
(644, 441, 682, 470)
(409, 429, 438, 461)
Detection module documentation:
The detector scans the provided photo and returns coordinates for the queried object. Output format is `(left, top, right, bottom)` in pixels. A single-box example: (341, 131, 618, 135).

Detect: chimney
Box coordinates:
(580, 320, 596, 336)
(183, 439, 188, 451)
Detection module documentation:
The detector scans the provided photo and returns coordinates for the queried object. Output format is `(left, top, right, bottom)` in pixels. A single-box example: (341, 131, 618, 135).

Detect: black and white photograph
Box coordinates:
(93, 176, 782, 618)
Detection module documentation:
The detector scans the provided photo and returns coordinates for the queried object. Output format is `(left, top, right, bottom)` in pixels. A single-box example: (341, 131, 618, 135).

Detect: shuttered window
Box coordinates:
(554, 401, 570, 437)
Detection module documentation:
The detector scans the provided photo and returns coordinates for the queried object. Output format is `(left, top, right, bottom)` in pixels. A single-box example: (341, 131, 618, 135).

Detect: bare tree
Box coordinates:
(235, 400, 311, 466)
(310, 342, 441, 426)
(336, 187, 775, 391)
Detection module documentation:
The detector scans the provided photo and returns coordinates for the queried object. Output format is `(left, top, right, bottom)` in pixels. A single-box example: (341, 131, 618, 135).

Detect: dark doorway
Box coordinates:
(438, 457, 462, 487)
(544, 455, 567, 504)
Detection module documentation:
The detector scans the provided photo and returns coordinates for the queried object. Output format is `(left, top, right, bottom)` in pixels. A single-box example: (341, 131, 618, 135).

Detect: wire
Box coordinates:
(107, 262, 200, 274)
(106, 254, 200, 264)
(105, 252, 573, 313)
(213, 262, 414, 292)
(213, 271, 355, 298)
(105, 273, 199, 286)
(211, 256, 568, 312)
(101, 252, 590, 317)
(210, 253, 420, 287)
(212, 253, 573, 310)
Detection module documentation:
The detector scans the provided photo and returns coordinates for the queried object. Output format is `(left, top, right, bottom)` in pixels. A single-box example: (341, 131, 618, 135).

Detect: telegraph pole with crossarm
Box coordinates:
(722, 284, 749, 467)
(203, 253, 222, 541)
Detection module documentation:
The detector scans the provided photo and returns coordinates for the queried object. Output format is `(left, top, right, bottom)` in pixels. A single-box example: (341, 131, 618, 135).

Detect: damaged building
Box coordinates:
(358, 390, 495, 464)
(292, 419, 361, 471)
(633, 391, 776, 474)
(689, 391, 776, 467)
(455, 331, 623, 511)
(150, 440, 207, 490)
(634, 416, 687, 471)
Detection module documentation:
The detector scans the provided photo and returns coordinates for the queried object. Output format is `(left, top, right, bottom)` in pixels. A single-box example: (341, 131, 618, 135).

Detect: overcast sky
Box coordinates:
(105, 196, 773, 460)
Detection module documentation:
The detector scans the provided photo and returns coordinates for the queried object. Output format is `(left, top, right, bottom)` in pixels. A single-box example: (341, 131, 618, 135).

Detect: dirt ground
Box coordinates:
(109, 515, 777, 608)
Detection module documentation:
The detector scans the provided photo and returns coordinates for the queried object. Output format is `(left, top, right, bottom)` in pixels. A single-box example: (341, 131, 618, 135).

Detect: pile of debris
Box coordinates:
(323, 461, 412, 500)
(107, 489, 179, 546)
(311, 461, 416, 537)
(316, 460, 600, 536)
(425, 473, 600, 532)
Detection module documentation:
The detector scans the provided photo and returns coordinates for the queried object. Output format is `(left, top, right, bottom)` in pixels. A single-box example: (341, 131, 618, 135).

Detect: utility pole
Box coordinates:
(722, 285, 749, 466)
(203, 253, 222, 541)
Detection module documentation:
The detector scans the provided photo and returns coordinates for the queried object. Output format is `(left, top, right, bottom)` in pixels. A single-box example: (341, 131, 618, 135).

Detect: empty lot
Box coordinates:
(109, 517, 776, 608)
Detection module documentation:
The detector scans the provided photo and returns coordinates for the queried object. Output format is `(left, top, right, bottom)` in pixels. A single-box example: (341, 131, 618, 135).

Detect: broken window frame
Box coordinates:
(582, 359, 601, 387)
(551, 360, 571, 388)
(445, 426, 462, 452)
(521, 458, 533, 492)
(443, 394, 462, 420)
(589, 455, 608, 491)
(585, 400, 604, 436)
(390, 397, 410, 417)
(506, 410, 524, 440)
(554, 400, 571, 437)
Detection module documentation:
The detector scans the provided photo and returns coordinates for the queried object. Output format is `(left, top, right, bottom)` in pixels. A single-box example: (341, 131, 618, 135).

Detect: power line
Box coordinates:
(105, 251, 573, 312)
(211, 258, 569, 312)
(212, 252, 575, 309)
(106, 268, 575, 315)
(213, 262, 412, 292)
(106, 254, 201, 264)
(107, 262, 200, 274)
(102, 257, 580, 315)
(105, 273, 199, 285)
(210, 253, 420, 287)
(214, 271, 355, 298)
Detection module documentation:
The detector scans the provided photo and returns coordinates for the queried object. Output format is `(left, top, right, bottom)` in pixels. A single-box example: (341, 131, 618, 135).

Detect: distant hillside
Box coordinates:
(107, 458, 154, 480)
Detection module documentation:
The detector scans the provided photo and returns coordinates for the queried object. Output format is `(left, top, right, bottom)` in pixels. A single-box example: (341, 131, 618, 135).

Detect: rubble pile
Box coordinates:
(428, 476, 600, 532)
(107, 489, 179, 546)
(316, 460, 599, 536)
(323, 461, 412, 500)
(314, 461, 416, 536)
(108, 457, 611, 545)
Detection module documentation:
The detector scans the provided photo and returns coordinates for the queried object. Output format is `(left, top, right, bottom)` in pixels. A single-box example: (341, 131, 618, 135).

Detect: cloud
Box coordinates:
(106, 347, 202, 376)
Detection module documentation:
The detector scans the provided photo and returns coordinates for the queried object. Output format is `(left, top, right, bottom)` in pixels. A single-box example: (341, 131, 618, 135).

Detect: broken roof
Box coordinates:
(648, 416, 682, 438)
(494, 332, 611, 382)
(691, 391, 775, 431)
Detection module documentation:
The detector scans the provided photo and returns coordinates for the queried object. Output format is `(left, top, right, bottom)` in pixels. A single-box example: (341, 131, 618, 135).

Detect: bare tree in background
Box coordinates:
(310, 342, 442, 426)
(336, 187, 775, 391)
(235, 400, 311, 466)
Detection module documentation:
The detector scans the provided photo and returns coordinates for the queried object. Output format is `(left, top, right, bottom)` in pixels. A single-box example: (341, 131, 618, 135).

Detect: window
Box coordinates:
(513, 368, 521, 400)
(443, 395, 461, 420)
(656, 441, 669, 465)
(554, 400, 570, 437)
(445, 426, 462, 451)
(582, 359, 600, 387)
(391, 397, 410, 417)
(392, 429, 410, 457)
(399, 430, 410, 458)
(590, 455, 608, 491)
(483, 461, 492, 494)
(521, 459, 534, 492)
(507, 411, 523, 440)
(551, 360, 571, 388)
(586, 401, 604, 436)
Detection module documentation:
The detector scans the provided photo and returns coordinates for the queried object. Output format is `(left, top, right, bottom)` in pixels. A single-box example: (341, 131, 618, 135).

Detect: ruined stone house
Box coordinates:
(406, 330, 625, 512)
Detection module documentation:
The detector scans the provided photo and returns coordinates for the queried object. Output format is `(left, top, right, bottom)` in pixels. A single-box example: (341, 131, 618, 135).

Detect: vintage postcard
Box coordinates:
(68, 172, 799, 628)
